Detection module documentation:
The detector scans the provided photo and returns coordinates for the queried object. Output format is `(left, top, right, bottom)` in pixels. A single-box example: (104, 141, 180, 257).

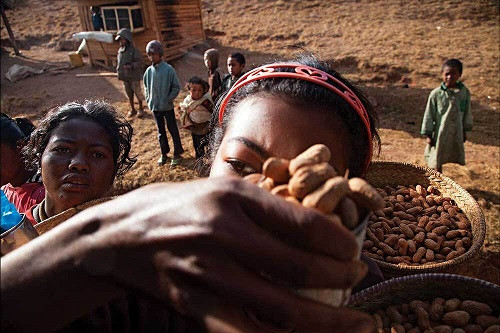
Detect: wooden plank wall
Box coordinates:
(75, 0, 205, 67)
(154, 0, 205, 60)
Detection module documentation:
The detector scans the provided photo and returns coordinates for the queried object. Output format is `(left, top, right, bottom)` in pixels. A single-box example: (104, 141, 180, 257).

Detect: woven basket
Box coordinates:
(364, 161, 486, 277)
(34, 197, 113, 235)
(349, 273, 500, 315)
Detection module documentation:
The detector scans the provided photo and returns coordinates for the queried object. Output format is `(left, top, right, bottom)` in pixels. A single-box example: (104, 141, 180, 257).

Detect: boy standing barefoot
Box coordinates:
(421, 59, 473, 173)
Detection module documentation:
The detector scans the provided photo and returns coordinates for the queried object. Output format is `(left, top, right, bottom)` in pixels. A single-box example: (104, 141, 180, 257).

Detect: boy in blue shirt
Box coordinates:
(143, 40, 184, 166)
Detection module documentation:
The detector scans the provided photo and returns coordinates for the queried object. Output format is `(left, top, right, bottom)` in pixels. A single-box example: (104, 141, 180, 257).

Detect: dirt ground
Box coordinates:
(1, 0, 499, 284)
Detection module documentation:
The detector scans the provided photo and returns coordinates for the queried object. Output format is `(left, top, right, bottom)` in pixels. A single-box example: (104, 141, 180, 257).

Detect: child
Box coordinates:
(179, 77, 213, 162)
(203, 48, 222, 102)
(90, 6, 103, 31)
(1, 113, 44, 214)
(222, 52, 246, 91)
(115, 28, 145, 118)
(143, 40, 184, 166)
(420, 59, 473, 173)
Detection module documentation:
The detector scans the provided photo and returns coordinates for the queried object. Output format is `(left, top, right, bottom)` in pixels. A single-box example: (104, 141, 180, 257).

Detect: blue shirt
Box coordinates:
(143, 61, 180, 112)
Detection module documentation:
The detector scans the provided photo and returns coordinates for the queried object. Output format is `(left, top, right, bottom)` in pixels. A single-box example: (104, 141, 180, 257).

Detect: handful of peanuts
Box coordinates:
(371, 298, 498, 333)
(243, 144, 385, 230)
(364, 185, 473, 266)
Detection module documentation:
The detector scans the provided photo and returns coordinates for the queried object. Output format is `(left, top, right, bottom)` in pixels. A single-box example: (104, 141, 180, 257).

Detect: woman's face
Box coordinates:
(210, 93, 353, 178)
(40, 117, 116, 215)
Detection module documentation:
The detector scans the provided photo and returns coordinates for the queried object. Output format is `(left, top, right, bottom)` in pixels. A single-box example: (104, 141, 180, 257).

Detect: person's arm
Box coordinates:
(143, 70, 149, 101)
(2, 178, 374, 333)
(462, 88, 473, 142)
(1, 215, 123, 332)
(168, 68, 181, 102)
(421, 91, 437, 146)
(131, 47, 143, 71)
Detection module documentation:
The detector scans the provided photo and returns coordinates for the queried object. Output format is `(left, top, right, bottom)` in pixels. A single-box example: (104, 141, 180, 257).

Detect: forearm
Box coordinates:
(1, 214, 123, 332)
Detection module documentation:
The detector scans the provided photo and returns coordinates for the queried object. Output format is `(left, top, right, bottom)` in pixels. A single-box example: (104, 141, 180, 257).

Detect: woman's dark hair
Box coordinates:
(229, 52, 246, 65)
(1, 113, 34, 147)
(186, 76, 209, 92)
(442, 59, 463, 76)
(207, 54, 380, 177)
(23, 100, 136, 177)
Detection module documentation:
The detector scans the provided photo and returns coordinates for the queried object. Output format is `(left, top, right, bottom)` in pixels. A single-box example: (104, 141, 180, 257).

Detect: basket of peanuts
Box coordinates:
(362, 161, 486, 277)
(349, 273, 500, 333)
(242, 144, 386, 308)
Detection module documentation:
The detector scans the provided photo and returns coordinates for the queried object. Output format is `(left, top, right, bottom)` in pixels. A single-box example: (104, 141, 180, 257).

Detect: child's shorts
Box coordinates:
(123, 81, 145, 100)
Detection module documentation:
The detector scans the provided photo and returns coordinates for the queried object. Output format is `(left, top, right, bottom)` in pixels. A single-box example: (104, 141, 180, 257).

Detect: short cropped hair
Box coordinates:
(442, 59, 463, 76)
(229, 52, 246, 65)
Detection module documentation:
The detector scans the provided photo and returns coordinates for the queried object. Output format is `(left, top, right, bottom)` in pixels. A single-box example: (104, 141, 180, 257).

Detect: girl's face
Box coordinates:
(442, 65, 460, 88)
(210, 93, 352, 178)
(0, 143, 24, 186)
(204, 54, 214, 70)
(147, 52, 162, 65)
(189, 83, 205, 100)
(40, 117, 116, 215)
(227, 57, 244, 77)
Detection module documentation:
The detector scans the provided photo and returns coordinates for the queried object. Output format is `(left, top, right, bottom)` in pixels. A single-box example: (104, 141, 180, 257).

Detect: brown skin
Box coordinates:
(0, 143, 34, 186)
(1, 94, 374, 333)
(119, 37, 144, 115)
(40, 118, 116, 217)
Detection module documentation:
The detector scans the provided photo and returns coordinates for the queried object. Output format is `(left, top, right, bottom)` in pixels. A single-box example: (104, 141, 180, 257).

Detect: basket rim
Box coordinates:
(349, 273, 500, 306)
(365, 161, 486, 273)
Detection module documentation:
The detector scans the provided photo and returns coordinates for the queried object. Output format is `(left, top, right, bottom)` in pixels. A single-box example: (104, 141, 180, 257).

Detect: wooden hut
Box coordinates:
(73, 0, 205, 70)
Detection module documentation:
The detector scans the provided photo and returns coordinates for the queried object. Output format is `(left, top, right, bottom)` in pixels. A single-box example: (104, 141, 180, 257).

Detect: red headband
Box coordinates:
(218, 63, 373, 175)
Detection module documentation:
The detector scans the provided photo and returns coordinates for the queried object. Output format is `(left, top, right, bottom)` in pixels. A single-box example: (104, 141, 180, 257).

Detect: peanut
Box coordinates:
(288, 162, 336, 199)
(302, 176, 350, 214)
(262, 157, 290, 184)
(442, 311, 470, 327)
(288, 144, 331, 175)
(460, 301, 492, 316)
(348, 177, 386, 211)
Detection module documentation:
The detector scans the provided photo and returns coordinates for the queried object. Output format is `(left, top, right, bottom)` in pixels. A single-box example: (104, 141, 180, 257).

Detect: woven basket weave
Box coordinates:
(34, 197, 113, 235)
(364, 161, 486, 277)
(349, 273, 499, 314)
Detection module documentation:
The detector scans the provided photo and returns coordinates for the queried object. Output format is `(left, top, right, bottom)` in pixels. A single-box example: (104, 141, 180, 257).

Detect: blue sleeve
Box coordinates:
(168, 68, 181, 102)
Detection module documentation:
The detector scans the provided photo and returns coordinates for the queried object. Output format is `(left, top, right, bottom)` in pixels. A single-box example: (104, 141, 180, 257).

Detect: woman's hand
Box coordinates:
(74, 177, 373, 332)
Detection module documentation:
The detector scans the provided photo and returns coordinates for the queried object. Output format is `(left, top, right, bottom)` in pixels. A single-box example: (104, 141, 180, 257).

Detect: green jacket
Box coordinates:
(143, 61, 180, 111)
(420, 82, 473, 169)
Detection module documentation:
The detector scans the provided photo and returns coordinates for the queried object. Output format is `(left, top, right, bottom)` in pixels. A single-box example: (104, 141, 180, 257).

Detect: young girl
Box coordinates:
(420, 58, 473, 173)
(3, 56, 379, 333)
(204, 48, 223, 102)
(179, 76, 213, 161)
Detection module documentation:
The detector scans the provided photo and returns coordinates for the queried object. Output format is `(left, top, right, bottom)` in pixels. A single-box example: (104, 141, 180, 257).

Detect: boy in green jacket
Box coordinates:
(421, 59, 473, 173)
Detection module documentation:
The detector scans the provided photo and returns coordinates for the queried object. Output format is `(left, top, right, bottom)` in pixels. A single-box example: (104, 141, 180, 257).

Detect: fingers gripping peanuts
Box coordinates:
(242, 144, 384, 231)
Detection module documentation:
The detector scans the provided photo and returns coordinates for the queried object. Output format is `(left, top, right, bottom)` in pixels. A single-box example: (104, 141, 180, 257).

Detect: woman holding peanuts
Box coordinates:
(2, 56, 381, 333)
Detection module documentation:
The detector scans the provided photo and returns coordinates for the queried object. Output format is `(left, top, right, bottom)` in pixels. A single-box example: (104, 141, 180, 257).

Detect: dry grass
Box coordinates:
(1, 0, 498, 283)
